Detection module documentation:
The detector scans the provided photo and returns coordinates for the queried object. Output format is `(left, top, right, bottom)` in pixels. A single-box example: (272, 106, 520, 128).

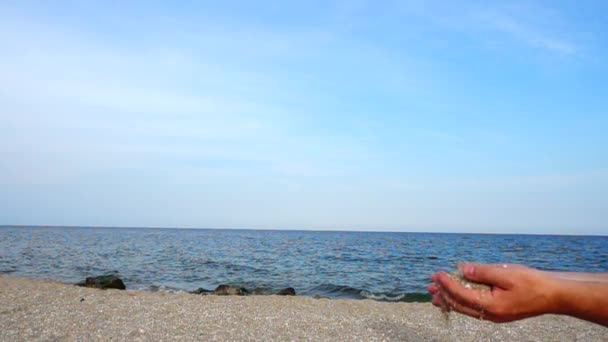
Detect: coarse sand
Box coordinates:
(0, 276, 605, 341)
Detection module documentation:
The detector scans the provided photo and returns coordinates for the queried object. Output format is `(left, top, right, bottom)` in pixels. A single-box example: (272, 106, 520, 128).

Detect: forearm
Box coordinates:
(552, 279, 608, 327)
(545, 271, 608, 283)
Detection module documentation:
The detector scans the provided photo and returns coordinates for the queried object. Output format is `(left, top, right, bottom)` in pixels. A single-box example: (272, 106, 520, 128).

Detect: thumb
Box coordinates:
(459, 263, 513, 289)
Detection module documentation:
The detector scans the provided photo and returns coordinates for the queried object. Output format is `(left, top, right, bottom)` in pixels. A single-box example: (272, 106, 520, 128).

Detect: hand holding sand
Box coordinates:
(429, 263, 608, 327)
(428, 263, 560, 323)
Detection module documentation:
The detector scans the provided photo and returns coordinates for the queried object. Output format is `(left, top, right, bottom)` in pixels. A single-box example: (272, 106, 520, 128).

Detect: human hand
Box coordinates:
(428, 263, 561, 323)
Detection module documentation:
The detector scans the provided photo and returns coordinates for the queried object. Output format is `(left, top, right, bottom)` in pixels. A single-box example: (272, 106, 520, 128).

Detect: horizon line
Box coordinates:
(1, 224, 606, 237)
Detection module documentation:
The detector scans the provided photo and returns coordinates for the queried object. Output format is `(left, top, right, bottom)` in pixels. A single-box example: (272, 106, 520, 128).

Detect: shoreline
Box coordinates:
(1, 275, 605, 341)
(5, 273, 434, 303)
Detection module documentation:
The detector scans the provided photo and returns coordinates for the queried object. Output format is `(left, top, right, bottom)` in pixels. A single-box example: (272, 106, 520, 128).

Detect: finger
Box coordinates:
(431, 293, 445, 308)
(459, 263, 513, 289)
(435, 272, 493, 309)
(439, 291, 510, 322)
(432, 293, 451, 313)
(439, 291, 486, 319)
(428, 283, 439, 294)
(482, 263, 528, 271)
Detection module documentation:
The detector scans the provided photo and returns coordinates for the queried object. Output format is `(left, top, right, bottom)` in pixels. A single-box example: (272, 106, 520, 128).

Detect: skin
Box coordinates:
(543, 271, 608, 283)
(428, 263, 608, 327)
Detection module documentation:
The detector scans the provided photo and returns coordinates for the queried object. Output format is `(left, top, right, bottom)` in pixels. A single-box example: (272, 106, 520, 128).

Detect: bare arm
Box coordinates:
(543, 271, 608, 283)
(554, 278, 608, 326)
(464, 264, 608, 283)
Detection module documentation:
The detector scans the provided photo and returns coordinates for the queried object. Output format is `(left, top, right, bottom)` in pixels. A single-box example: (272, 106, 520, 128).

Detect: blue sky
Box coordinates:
(1, 1, 607, 234)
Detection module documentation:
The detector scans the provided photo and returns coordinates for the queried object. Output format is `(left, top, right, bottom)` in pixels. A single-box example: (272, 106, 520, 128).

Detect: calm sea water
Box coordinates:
(1, 226, 607, 302)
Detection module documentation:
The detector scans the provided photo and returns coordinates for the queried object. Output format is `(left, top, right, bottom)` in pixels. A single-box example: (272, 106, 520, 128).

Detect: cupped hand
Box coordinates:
(428, 263, 561, 323)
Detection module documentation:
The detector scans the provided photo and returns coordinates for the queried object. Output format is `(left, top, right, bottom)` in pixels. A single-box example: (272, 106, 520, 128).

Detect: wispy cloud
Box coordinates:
(0, 14, 381, 190)
(396, 1, 581, 56)
(478, 9, 577, 55)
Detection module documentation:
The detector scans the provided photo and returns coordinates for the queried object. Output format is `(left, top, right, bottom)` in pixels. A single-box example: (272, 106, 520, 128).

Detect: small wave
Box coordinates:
(310, 284, 431, 302)
(133, 284, 185, 293)
(360, 290, 431, 302)
(360, 291, 406, 301)
(310, 284, 364, 299)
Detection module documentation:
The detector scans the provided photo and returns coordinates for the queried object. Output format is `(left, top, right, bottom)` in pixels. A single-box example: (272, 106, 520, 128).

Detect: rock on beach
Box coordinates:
(213, 284, 249, 295)
(276, 287, 296, 296)
(77, 275, 126, 290)
(190, 287, 213, 295)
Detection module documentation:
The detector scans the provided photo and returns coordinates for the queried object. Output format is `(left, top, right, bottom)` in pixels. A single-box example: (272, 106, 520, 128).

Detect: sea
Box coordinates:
(1, 226, 607, 302)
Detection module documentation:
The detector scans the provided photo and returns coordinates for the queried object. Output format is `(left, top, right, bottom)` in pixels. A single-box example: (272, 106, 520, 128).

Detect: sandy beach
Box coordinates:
(0, 276, 605, 341)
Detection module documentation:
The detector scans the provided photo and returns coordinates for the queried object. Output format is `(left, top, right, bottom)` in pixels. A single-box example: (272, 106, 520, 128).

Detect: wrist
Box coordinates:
(548, 278, 579, 316)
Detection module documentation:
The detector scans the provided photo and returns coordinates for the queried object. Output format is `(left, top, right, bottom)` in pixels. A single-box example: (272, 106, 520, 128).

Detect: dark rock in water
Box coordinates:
(313, 294, 329, 299)
(77, 275, 126, 290)
(276, 287, 296, 296)
(252, 288, 266, 295)
(190, 287, 213, 295)
(213, 284, 248, 296)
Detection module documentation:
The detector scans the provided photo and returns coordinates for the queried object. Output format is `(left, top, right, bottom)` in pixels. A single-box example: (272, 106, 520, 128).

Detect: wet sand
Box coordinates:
(0, 275, 605, 341)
